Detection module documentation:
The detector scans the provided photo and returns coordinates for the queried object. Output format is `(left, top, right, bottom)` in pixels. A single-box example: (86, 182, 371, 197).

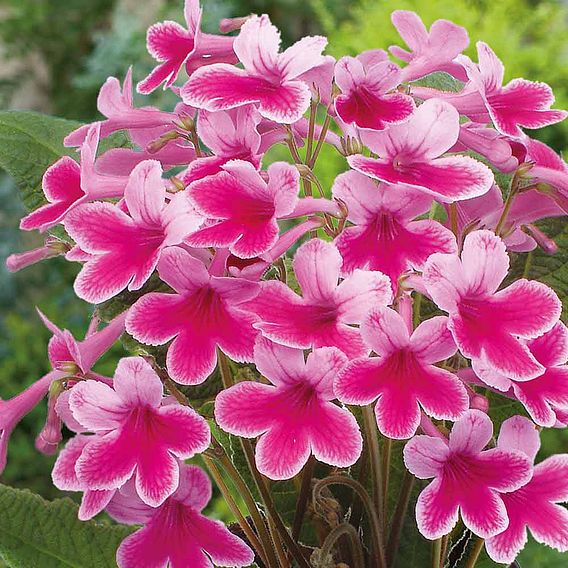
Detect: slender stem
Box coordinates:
(449, 203, 459, 239)
(432, 537, 442, 568)
(386, 469, 415, 566)
(308, 112, 332, 169)
(350, 449, 368, 531)
(440, 533, 450, 568)
(189, 125, 202, 157)
(267, 511, 289, 568)
(217, 348, 234, 389)
(318, 523, 365, 568)
(305, 99, 318, 166)
(362, 405, 384, 528)
(292, 455, 316, 540)
(464, 538, 485, 568)
(495, 170, 523, 236)
(381, 436, 392, 535)
(285, 125, 303, 164)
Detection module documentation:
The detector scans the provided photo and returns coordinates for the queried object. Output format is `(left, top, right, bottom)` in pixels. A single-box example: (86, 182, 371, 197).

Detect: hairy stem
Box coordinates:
(464, 538, 485, 568)
(381, 436, 392, 536)
(362, 405, 384, 528)
(318, 523, 366, 568)
(432, 537, 442, 568)
(386, 469, 415, 567)
(292, 455, 316, 540)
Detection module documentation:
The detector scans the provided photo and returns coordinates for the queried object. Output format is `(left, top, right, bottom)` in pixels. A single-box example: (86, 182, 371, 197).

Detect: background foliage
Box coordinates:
(0, 0, 566, 566)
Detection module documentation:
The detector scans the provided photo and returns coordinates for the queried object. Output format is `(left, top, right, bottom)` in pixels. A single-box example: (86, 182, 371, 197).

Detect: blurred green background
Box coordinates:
(0, 0, 566, 565)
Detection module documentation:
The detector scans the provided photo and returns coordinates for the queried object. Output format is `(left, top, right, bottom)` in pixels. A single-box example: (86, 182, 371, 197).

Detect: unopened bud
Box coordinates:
(219, 15, 251, 33)
(57, 361, 81, 375)
(523, 224, 558, 255)
(168, 176, 186, 193)
(516, 160, 535, 177)
(177, 115, 195, 132)
(147, 130, 179, 154)
(471, 394, 489, 413)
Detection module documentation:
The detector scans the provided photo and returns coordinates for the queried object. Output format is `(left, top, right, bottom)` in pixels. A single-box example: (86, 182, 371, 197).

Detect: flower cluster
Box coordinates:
(4, 1, 568, 566)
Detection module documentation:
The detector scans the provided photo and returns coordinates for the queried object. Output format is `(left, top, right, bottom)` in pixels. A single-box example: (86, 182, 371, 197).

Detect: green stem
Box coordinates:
(308, 112, 332, 169)
(449, 203, 459, 239)
(432, 537, 442, 568)
(292, 455, 316, 540)
(495, 170, 523, 236)
(464, 538, 485, 568)
(362, 405, 384, 528)
(381, 436, 392, 536)
(386, 469, 415, 566)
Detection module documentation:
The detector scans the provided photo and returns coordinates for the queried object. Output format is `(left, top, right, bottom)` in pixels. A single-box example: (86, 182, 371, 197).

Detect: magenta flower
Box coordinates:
(216, 337, 362, 479)
(68, 356, 210, 506)
(247, 239, 392, 358)
(138, 0, 237, 94)
(107, 464, 254, 568)
(181, 14, 327, 123)
(64, 160, 202, 303)
(389, 10, 469, 82)
(404, 409, 533, 539)
(458, 42, 568, 138)
(423, 230, 561, 380)
(348, 99, 494, 203)
(126, 246, 259, 384)
(21, 125, 128, 232)
(332, 170, 456, 287)
(186, 160, 300, 258)
(334, 51, 415, 131)
(335, 307, 468, 439)
(485, 416, 568, 563)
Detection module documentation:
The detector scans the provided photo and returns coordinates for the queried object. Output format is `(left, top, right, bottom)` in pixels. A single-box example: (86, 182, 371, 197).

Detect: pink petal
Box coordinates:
(529, 502, 568, 552)
(497, 416, 540, 462)
(411, 316, 456, 364)
(233, 14, 280, 75)
(124, 160, 166, 227)
(155, 405, 211, 458)
(146, 20, 194, 62)
(231, 219, 279, 259)
(166, 330, 217, 385)
(528, 321, 568, 368)
(403, 435, 450, 479)
(175, 464, 212, 511)
(116, 526, 170, 568)
(416, 478, 459, 539)
(253, 336, 306, 386)
(42, 156, 83, 202)
(475, 448, 533, 492)
(530, 455, 568, 502)
(113, 357, 163, 409)
(20, 201, 76, 232)
(69, 381, 128, 431)
(422, 253, 466, 312)
(51, 435, 89, 491)
(79, 489, 114, 521)
(448, 409, 493, 455)
(374, 387, 421, 439)
(331, 170, 381, 225)
(305, 347, 348, 399)
(216, 307, 258, 363)
(135, 451, 179, 507)
(460, 487, 509, 538)
(157, 246, 210, 292)
(278, 35, 328, 80)
(254, 80, 311, 124)
(361, 306, 410, 357)
(486, 515, 528, 564)
(335, 358, 384, 405)
(267, 161, 300, 217)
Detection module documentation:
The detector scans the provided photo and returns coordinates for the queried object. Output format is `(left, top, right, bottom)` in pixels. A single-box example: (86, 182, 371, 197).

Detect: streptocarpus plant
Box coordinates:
(3, 2, 568, 567)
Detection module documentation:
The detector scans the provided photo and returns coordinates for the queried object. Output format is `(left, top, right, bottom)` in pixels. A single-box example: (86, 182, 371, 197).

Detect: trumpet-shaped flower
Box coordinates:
(215, 338, 362, 479)
(181, 14, 327, 123)
(126, 246, 259, 384)
(334, 52, 415, 131)
(485, 416, 568, 563)
(458, 42, 568, 138)
(404, 410, 533, 539)
(107, 464, 254, 568)
(335, 307, 468, 439)
(348, 99, 494, 203)
(138, 0, 237, 94)
(423, 230, 561, 380)
(247, 239, 392, 358)
(332, 171, 456, 286)
(68, 357, 210, 506)
(186, 160, 300, 258)
(64, 160, 202, 303)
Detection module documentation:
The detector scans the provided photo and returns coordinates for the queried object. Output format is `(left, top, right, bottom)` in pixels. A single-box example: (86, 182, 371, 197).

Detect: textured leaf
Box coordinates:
(411, 72, 464, 93)
(0, 484, 133, 568)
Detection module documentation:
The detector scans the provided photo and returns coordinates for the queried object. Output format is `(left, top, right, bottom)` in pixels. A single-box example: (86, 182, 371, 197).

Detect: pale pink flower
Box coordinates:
(247, 239, 392, 358)
(6, 237, 69, 273)
(215, 337, 362, 479)
(457, 42, 568, 138)
(486, 416, 568, 563)
(68, 357, 210, 506)
(126, 246, 260, 384)
(335, 307, 468, 439)
(404, 410, 533, 539)
(332, 170, 456, 287)
(334, 51, 415, 131)
(181, 14, 327, 123)
(423, 230, 561, 380)
(389, 10, 469, 82)
(64, 160, 202, 303)
(107, 464, 254, 568)
(348, 99, 494, 203)
(138, 0, 237, 94)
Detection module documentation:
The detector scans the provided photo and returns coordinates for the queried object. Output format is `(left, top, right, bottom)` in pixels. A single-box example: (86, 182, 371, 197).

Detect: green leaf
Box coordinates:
(411, 72, 464, 93)
(0, 484, 133, 568)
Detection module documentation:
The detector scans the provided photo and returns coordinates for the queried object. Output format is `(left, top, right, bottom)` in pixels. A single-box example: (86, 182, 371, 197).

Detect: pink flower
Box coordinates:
(68, 357, 210, 506)
(423, 230, 561, 380)
(404, 409, 533, 539)
(138, 0, 237, 94)
(332, 170, 456, 287)
(247, 239, 392, 358)
(126, 246, 259, 384)
(64, 160, 202, 303)
(335, 307, 468, 439)
(6, 237, 69, 273)
(107, 464, 254, 568)
(389, 10, 469, 82)
(348, 99, 494, 203)
(181, 14, 327, 123)
(334, 51, 415, 131)
(485, 416, 568, 563)
(21, 125, 128, 232)
(186, 160, 300, 258)
(458, 42, 568, 138)
(215, 338, 362, 479)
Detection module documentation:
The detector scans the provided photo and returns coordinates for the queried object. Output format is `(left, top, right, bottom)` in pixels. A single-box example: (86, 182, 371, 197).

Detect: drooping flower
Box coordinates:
(423, 230, 561, 380)
(216, 337, 362, 479)
(64, 160, 202, 303)
(6, 237, 70, 273)
(389, 10, 469, 82)
(137, 0, 237, 94)
(247, 239, 392, 358)
(485, 416, 568, 563)
(348, 99, 494, 203)
(20, 125, 128, 232)
(335, 307, 468, 439)
(334, 51, 415, 131)
(404, 409, 533, 539)
(107, 464, 254, 568)
(68, 356, 210, 506)
(332, 170, 456, 287)
(457, 42, 568, 138)
(186, 160, 300, 258)
(126, 246, 259, 384)
(181, 14, 327, 123)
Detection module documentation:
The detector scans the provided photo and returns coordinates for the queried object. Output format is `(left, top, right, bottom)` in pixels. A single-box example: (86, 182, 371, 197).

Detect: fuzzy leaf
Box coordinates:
(411, 72, 463, 93)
